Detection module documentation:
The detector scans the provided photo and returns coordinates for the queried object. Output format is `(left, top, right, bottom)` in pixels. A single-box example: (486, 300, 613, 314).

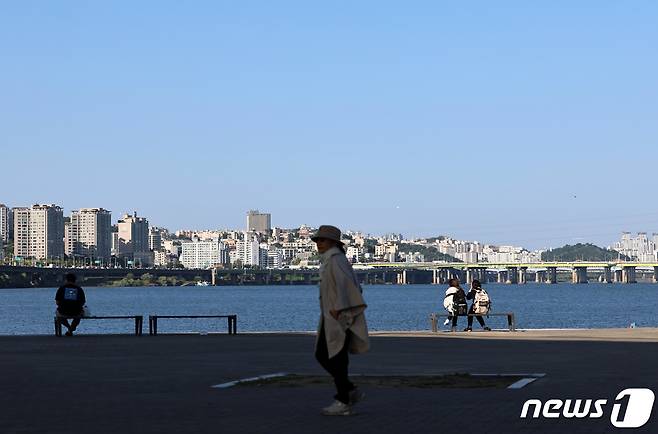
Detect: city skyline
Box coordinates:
(4, 200, 658, 254)
(2, 2, 658, 249)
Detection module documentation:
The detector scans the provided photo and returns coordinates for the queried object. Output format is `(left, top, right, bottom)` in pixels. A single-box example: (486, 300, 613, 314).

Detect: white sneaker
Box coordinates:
(349, 388, 365, 406)
(322, 400, 353, 416)
(443, 319, 450, 326)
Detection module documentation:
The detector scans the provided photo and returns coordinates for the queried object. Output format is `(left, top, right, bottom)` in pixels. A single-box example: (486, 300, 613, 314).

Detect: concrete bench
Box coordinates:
(430, 312, 516, 332)
(148, 315, 238, 336)
(54, 315, 144, 336)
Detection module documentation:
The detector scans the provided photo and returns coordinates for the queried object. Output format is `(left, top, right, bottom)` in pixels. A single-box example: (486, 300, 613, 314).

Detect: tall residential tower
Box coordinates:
(117, 212, 151, 265)
(13, 204, 64, 260)
(0, 204, 10, 242)
(65, 208, 112, 260)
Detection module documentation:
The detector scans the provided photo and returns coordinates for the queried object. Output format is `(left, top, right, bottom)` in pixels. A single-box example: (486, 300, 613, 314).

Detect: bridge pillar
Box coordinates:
(477, 268, 488, 283)
(613, 269, 623, 283)
(397, 270, 408, 285)
(653, 267, 658, 283)
(518, 267, 527, 284)
(506, 267, 518, 284)
(497, 271, 506, 283)
(435, 269, 443, 284)
(546, 267, 557, 284)
(534, 270, 544, 283)
(466, 268, 475, 285)
(458, 269, 467, 285)
(603, 267, 613, 284)
(572, 266, 588, 284)
(622, 267, 637, 284)
(211, 268, 217, 286)
(432, 269, 438, 285)
(440, 269, 448, 284)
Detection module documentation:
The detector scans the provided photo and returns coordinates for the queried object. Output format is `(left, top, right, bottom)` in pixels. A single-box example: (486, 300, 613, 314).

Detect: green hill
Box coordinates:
(541, 243, 630, 262)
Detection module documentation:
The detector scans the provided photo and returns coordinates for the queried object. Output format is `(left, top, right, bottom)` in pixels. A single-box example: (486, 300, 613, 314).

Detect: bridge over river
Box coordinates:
(350, 262, 658, 284)
(2, 262, 657, 288)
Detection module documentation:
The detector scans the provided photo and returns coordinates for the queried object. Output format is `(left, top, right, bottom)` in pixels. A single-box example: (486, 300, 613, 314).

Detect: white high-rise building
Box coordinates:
(180, 239, 227, 269)
(13, 204, 64, 260)
(237, 235, 260, 266)
(13, 207, 30, 258)
(0, 204, 9, 242)
(29, 204, 64, 260)
(613, 231, 658, 262)
(66, 208, 112, 260)
(0, 204, 7, 259)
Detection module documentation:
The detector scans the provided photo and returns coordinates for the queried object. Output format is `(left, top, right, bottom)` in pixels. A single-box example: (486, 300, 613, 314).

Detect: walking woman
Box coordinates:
(312, 225, 369, 416)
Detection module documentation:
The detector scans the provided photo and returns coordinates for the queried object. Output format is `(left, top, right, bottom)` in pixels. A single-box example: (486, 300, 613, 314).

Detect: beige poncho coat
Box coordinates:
(316, 246, 370, 358)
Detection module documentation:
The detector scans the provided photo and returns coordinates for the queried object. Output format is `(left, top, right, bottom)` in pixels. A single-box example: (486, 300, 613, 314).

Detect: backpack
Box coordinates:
(473, 289, 491, 315)
(452, 289, 468, 315)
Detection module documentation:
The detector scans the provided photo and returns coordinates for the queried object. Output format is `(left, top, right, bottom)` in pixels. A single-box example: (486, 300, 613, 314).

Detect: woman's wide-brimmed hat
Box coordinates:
(311, 225, 344, 245)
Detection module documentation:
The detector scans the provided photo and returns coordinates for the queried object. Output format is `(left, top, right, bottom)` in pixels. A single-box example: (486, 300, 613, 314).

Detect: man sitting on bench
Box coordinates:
(55, 273, 87, 336)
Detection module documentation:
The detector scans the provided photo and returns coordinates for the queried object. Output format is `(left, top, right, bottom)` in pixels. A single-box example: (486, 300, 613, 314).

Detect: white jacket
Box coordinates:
(316, 246, 369, 358)
(443, 286, 459, 313)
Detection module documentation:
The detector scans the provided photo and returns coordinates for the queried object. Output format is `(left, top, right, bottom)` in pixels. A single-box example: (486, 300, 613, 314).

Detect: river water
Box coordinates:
(0, 283, 655, 335)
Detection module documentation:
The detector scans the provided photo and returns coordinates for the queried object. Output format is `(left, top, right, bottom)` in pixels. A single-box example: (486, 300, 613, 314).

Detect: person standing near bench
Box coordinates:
(312, 225, 369, 416)
(464, 279, 492, 332)
(55, 273, 86, 336)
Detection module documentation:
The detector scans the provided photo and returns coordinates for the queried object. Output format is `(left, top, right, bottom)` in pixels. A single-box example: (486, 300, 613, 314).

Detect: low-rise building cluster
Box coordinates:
(0, 203, 566, 270)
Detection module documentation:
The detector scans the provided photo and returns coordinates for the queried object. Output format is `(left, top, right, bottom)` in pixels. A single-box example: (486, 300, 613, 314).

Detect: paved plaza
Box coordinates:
(1, 329, 657, 433)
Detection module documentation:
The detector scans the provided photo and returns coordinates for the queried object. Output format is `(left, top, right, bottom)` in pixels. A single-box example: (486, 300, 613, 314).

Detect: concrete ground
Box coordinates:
(1, 329, 657, 434)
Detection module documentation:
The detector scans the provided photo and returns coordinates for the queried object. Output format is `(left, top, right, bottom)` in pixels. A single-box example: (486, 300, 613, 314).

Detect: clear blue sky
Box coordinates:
(1, 1, 657, 249)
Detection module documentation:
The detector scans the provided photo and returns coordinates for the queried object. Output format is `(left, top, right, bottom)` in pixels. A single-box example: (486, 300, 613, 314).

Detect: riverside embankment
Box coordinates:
(0, 265, 337, 288)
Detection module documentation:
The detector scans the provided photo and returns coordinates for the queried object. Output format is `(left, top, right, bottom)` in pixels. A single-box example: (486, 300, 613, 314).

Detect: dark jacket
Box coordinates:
(55, 284, 86, 316)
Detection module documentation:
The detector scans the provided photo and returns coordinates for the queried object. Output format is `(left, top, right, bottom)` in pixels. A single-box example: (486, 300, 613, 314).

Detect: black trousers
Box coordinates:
(315, 325, 354, 404)
(467, 304, 486, 327)
(57, 312, 82, 330)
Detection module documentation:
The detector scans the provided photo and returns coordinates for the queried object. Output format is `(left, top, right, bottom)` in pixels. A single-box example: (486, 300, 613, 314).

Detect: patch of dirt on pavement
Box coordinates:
(238, 374, 521, 389)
